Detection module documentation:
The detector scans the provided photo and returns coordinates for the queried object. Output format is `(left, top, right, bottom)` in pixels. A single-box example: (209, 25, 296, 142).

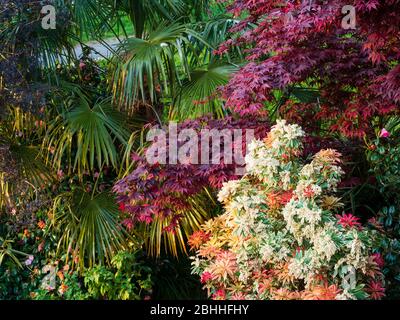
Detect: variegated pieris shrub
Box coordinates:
(190, 120, 385, 300)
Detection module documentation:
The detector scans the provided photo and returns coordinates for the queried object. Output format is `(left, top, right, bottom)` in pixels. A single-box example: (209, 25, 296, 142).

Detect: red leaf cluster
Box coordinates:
(218, 0, 400, 137)
(113, 116, 270, 230)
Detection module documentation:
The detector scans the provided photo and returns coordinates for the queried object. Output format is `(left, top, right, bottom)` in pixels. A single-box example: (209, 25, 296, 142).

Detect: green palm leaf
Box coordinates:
(290, 86, 321, 103)
(123, 0, 185, 38)
(190, 16, 241, 63)
(111, 22, 192, 109)
(73, 0, 117, 39)
(72, 0, 185, 40)
(44, 97, 129, 176)
(0, 238, 29, 269)
(140, 190, 218, 257)
(10, 145, 54, 188)
(52, 189, 132, 270)
(171, 63, 237, 120)
(0, 107, 54, 209)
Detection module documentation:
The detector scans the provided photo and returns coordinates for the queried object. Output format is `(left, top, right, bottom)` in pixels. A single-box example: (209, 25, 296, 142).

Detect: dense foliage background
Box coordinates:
(0, 0, 399, 300)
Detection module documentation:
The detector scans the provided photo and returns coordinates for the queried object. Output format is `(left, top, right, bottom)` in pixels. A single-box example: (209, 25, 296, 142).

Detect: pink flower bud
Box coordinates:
(379, 128, 390, 138)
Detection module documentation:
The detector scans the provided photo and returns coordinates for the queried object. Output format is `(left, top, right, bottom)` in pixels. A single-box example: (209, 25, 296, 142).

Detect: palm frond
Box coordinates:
(122, 0, 186, 38)
(111, 22, 193, 109)
(73, 0, 118, 40)
(52, 189, 132, 270)
(140, 190, 218, 257)
(189, 17, 241, 63)
(290, 86, 321, 104)
(119, 126, 149, 179)
(0, 173, 12, 210)
(43, 97, 129, 177)
(11, 145, 54, 188)
(384, 116, 400, 134)
(0, 238, 29, 269)
(171, 63, 237, 120)
(0, 107, 54, 210)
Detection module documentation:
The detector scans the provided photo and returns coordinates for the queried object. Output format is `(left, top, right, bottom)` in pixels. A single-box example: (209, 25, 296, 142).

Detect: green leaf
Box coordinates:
(52, 189, 133, 270)
(44, 96, 129, 176)
(171, 63, 238, 120)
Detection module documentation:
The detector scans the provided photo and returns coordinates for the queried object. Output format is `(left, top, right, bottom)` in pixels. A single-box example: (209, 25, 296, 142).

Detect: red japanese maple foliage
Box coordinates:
(218, 0, 400, 137)
(113, 116, 270, 230)
(113, 116, 352, 230)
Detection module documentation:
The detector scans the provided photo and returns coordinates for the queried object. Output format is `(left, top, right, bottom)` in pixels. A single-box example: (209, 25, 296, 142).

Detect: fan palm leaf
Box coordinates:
(43, 96, 129, 177)
(52, 189, 132, 270)
(0, 107, 54, 210)
(73, 0, 118, 39)
(122, 0, 185, 38)
(171, 63, 237, 120)
(140, 190, 218, 257)
(0, 238, 29, 269)
(111, 22, 193, 109)
(189, 16, 241, 64)
(72, 0, 185, 40)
